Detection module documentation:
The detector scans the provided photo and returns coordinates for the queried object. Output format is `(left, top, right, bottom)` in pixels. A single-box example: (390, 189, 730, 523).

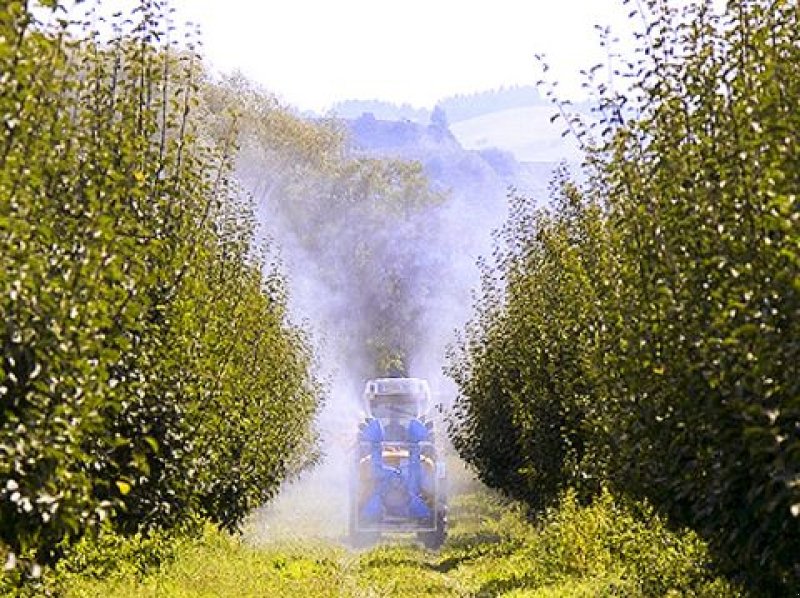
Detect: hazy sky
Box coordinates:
(169, 0, 640, 113)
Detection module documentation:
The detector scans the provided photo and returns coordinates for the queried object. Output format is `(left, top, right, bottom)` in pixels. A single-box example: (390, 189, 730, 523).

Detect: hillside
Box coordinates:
(331, 85, 547, 125)
(345, 112, 557, 201)
(449, 106, 583, 163)
(333, 86, 584, 165)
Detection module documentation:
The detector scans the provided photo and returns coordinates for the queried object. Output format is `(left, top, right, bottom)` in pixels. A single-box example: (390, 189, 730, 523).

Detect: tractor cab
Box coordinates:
(362, 378, 431, 441)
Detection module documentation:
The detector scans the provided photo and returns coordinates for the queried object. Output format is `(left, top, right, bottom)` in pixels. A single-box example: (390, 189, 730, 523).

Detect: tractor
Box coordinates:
(349, 377, 447, 549)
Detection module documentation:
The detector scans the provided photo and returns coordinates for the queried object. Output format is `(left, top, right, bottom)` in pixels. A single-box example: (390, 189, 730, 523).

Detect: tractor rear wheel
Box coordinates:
(348, 487, 380, 548)
(418, 505, 447, 550)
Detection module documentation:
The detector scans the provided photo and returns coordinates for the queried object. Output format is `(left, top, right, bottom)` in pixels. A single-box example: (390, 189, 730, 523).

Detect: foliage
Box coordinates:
(449, 0, 800, 593)
(530, 489, 734, 597)
(0, 0, 319, 582)
(48, 522, 347, 598)
(448, 173, 612, 510)
(44, 518, 198, 595)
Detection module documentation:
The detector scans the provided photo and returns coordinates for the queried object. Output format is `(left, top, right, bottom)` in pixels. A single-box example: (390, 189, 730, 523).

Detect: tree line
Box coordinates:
(448, 1, 799, 594)
(0, 0, 324, 584)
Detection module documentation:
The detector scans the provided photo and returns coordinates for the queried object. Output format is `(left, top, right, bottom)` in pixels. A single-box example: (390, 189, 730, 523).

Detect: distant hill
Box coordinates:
(331, 86, 585, 164)
(328, 99, 430, 122)
(435, 85, 545, 123)
(449, 106, 584, 163)
(346, 112, 552, 198)
(330, 85, 547, 125)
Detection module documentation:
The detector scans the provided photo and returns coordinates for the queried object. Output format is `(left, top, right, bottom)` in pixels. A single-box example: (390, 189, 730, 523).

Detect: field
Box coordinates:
(449, 107, 584, 163)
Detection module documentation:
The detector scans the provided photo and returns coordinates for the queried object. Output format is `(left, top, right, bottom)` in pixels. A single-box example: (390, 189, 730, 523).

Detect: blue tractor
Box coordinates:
(349, 377, 447, 549)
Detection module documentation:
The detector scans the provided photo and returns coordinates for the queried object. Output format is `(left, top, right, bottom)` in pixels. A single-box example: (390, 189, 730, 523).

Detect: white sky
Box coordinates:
(169, 0, 641, 113)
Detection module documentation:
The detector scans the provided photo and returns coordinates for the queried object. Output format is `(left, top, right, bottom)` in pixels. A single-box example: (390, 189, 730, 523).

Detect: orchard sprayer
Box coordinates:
(349, 377, 447, 549)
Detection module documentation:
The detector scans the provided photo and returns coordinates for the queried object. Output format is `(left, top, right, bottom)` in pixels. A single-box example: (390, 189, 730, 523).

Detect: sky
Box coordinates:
(168, 0, 641, 113)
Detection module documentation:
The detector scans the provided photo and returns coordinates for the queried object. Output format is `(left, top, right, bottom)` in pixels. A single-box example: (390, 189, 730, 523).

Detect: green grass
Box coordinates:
(51, 533, 346, 598)
(49, 488, 741, 598)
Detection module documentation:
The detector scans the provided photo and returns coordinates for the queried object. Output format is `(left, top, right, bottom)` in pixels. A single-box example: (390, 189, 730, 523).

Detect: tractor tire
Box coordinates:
(348, 483, 380, 549)
(418, 505, 447, 550)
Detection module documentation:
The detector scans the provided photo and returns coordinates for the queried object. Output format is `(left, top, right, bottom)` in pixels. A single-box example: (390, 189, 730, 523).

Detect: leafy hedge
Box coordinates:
(1, 0, 318, 581)
(449, 1, 799, 593)
(449, 176, 611, 511)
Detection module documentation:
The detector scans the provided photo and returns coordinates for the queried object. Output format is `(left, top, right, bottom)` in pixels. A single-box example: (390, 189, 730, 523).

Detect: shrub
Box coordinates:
(533, 490, 739, 597)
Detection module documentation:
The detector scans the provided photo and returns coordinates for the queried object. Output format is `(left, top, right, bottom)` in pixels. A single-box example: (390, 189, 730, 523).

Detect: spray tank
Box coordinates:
(349, 377, 447, 549)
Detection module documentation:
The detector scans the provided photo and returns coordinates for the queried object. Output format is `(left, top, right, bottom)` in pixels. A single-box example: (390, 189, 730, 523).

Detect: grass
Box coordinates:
(51, 534, 346, 598)
(48, 483, 741, 598)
